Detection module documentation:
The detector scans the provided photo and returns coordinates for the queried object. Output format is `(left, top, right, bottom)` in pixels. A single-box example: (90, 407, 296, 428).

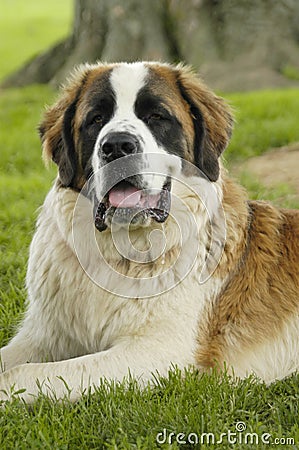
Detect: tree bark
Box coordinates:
(172, 0, 299, 90)
(2, 0, 299, 91)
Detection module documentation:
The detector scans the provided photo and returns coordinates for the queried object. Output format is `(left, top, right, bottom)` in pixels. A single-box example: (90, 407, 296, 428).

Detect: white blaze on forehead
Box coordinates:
(93, 62, 181, 198)
(110, 63, 148, 116)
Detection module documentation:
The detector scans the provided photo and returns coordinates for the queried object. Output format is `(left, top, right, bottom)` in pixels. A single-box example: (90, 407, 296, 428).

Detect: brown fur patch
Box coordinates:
(196, 186, 299, 369)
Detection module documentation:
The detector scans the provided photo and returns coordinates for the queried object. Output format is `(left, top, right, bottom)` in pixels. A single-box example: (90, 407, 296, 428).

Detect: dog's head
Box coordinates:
(39, 62, 233, 231)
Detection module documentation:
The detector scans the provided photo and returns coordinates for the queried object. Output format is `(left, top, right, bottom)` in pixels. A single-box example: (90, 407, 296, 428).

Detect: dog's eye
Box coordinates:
(149, 113, 163, 121)
(143, 113, 165, 124)
(91, 115, 103, 125)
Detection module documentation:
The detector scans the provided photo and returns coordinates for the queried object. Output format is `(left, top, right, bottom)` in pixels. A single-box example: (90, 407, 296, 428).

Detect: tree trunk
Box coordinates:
(172, 0, 299, 90)
(2, 0, 299, 91)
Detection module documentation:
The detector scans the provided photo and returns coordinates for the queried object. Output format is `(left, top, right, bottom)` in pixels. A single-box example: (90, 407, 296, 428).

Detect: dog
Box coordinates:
(0, 62, 298, 403)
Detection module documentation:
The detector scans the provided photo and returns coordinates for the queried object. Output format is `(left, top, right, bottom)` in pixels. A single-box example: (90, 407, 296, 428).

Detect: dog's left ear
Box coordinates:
(176, 66, 233, 181)
(38, 96, 78, 187)
(38, 67, 89, 187)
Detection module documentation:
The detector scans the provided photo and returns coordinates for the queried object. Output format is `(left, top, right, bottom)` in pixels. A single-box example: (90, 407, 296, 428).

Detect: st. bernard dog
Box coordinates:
(0, 62, 298, 403)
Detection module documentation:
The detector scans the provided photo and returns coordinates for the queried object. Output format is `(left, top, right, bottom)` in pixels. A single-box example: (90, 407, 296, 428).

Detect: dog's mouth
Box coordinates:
(94, 178, 171, 231)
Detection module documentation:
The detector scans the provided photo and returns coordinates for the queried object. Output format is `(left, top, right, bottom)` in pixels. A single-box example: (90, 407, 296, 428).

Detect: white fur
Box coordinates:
(0, 178, 223, 402)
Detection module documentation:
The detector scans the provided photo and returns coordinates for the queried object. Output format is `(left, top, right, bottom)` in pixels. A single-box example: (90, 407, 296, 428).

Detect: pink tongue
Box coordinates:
(109, 184, 142, 207)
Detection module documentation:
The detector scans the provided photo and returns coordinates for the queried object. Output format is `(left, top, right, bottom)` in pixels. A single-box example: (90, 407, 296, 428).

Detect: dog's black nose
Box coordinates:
(101, 133, 139, 161)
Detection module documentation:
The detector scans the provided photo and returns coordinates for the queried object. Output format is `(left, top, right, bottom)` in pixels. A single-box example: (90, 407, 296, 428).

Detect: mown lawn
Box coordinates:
(0, 2, 298, 449)
(0, 370, 298, 449)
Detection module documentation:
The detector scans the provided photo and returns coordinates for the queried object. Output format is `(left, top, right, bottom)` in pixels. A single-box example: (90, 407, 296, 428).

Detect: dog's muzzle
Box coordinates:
(93, 178, 171, 232)
(92, 132, 172, 231)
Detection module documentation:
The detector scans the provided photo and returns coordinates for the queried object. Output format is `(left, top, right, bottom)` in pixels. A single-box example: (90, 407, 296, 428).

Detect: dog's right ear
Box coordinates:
(38, 70, 87, 188)
(175, 65, 233, 182)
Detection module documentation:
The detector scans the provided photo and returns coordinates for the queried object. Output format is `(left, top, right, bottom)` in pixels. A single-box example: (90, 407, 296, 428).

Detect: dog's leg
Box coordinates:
(0, 336, 192, 403)
(1, 309, 84, 372)
(0, 315, 56, 371)
(0, 332, 43, 372)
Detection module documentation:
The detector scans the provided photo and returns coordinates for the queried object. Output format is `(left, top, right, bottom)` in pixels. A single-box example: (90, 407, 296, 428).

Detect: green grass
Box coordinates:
(236, 172, 299, 209)
(0, 370, 298, 449)
(226, 89, 299, 161)
(0, 86, 57, 345)
(282, 65, 299, 81)
(0, 85, 58, 175)
(0, 0, 73, 81)
(0, 4, 298, 448)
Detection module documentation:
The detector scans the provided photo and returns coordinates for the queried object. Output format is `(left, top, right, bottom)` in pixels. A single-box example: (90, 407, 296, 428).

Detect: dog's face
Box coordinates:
(40, 62, 233, 231)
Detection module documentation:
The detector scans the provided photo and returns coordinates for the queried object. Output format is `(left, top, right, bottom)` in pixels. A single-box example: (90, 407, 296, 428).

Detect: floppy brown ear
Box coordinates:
(176, 66, 233, 181)
(38, 69, 88, 187)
